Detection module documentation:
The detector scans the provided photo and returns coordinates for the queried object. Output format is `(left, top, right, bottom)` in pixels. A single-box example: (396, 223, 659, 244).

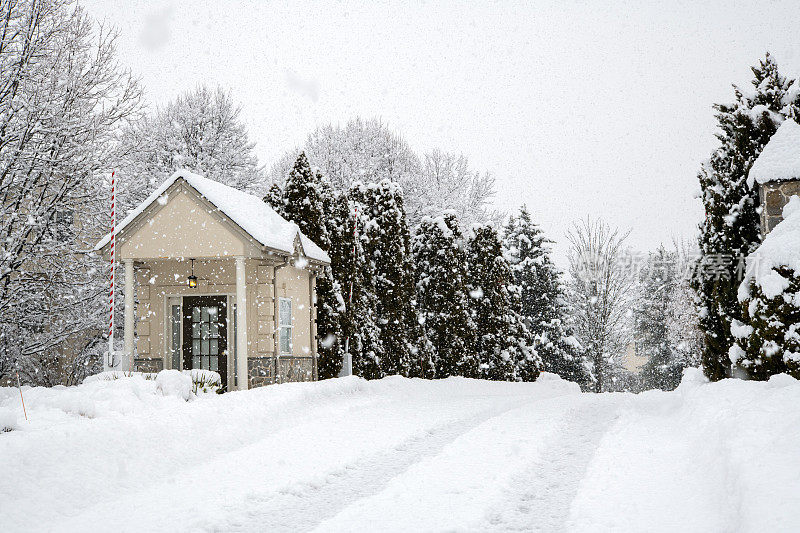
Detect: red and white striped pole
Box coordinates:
(107, 171, 116, 369)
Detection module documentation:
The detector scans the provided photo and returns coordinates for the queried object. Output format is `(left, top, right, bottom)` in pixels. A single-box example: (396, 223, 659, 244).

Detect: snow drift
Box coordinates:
(0, 371, 798, 532)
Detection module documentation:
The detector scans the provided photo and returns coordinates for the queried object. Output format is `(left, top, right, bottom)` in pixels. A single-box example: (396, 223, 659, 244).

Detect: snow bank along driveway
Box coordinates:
(1, 371, 799, 532)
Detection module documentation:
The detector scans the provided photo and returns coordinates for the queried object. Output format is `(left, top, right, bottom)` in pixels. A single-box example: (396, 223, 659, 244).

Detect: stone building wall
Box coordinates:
(248, 356, 275, 388)
(277, 356, 314, 383)
(760, 179, 800, 234)
(246, 355, 314, 388)
(133, 357, 163, 373)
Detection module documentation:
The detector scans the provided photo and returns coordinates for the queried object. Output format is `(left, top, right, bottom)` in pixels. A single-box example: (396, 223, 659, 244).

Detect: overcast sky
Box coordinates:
(80, 0, 800, 264)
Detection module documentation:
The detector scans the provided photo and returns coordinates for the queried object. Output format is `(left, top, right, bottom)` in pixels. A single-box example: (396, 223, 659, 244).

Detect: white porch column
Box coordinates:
(123, 258, 135, 371)
(235, 256, 249, 390)
(309, 272, 318, 381)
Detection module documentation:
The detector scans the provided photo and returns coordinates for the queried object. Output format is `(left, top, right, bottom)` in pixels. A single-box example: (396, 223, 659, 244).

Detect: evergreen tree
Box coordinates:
(466, 224, 537, 381)
(350, 180, 430, 377)
(666, 247, 704, 372)
(731, 197, 800, 380)
(282, 153, 330, 249)
(635, 247, 683, 391)
(263, 182, 285, 217)
(330, 190, 383, 379)
(694, 53, 800, 381)
(274, 153, 348, 380)
(315, 190, 348, 379)
(413, 213, 475, 378)
(504, 207, 585, 384)
(733, 269, 800, 380)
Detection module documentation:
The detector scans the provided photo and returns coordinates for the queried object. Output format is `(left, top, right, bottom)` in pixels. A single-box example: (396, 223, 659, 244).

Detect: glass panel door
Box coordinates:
(183, 296, 227, 389)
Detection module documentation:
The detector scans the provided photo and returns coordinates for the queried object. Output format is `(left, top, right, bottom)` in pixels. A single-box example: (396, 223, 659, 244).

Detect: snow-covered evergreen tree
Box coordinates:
(413, 213, 475, 378)
(731, 197, 800, 380)
(667, 246, 704, 372)
(274, 153, 349, 380)
(635, 247, 683, 391)
(316, 190, 351, 379)
(466, 224, 537, 382)
(282, 153, 330, 249)
(263, 182, 286, 217)
(116, 85, 264, 214)
(504, 206, 585, 384)
(350, 180, 430, 377)
(694, 53, 800, 381)
(337, 193, 384, 380)
(733, 272, 800, 380)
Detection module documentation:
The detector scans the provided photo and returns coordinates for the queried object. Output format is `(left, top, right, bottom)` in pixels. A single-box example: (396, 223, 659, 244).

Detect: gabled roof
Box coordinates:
(748, 119, 800, 188)
(95, 169, 330, 263)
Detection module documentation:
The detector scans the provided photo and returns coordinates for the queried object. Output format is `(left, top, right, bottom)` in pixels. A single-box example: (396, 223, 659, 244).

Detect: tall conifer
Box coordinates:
(504, 207, 581, 383)
(466, 224, 536, 381)
(413, 213, 475, 378)
(268, 153, 348, 379)
(694, 53, 800, 380)
(636, 247, 683, 391)
(331, 190, 383, 379)
(350, 180, 428, 376)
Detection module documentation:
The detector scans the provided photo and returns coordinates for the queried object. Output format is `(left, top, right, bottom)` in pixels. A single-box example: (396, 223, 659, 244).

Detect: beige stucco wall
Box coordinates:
(136, 258, 237, 361)
(621, 342, 648, 373)
(118, 187, 249, 260)
(275, 265, 313, 357)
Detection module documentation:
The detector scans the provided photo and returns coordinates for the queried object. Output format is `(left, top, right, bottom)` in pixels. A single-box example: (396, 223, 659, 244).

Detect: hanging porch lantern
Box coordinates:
(188, 258, 198, 288)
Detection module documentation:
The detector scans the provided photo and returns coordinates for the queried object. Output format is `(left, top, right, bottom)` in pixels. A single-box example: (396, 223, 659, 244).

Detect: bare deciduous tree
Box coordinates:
(667, 240, 704, 370)
(0, 0, 141, 384)
(266, 118, 499, 227)
(567, 217, 634, 392)
(116, 85, 264, 215)
(412, 149, 499, 227)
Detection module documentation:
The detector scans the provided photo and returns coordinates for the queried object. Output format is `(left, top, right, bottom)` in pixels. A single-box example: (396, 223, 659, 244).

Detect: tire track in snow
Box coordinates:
(481, 396, 621, 532)
(219, 401, 524, 532)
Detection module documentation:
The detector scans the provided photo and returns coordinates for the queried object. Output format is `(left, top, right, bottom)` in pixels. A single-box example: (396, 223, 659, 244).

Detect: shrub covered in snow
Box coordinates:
(85, 369, 221, 396)
(732, 270, 800, 379)
(732, 196, 800, 379)
(84, 371, 157, 383)
(155, 370, 194, 400)
(183, 369, 222, 394)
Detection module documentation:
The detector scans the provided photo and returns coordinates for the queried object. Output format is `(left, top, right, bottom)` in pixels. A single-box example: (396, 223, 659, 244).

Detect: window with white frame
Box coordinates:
(279, 297, 292, 354)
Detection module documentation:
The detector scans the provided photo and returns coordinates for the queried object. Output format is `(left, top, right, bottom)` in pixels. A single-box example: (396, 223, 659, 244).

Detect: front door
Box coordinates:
(183, 296, 228, 389)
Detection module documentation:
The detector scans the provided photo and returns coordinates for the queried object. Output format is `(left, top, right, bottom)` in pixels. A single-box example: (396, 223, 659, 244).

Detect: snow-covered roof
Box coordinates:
(748, 119, 800, 188)
(95, 169, 330, 263)
(739, 195, 800, 300)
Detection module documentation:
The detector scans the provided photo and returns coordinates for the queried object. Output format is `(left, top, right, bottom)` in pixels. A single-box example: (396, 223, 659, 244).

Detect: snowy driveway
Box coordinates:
(1, 372, 799, 532)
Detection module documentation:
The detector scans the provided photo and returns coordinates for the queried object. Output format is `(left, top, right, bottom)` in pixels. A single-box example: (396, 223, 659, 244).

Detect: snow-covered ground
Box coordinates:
(1, 371, 798, 532)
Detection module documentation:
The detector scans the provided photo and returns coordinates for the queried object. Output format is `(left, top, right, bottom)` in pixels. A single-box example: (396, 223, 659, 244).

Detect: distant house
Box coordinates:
(620, 342, 648, 373)
(749, 119, 800, 235)
(95, 170, 330, 391)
